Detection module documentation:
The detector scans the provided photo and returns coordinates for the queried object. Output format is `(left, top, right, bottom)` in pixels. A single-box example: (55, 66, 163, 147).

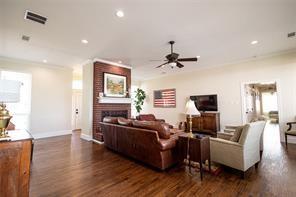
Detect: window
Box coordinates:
(0, 71, 32, 130)
(131, 85, 138, 118)
(262, 92, 278, 114)
(72, 80, 82, 90)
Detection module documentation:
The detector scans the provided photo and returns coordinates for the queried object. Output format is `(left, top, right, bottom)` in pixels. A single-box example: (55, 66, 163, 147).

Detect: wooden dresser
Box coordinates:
(0, 130, 33, 197)
(187, 112, 220, 136)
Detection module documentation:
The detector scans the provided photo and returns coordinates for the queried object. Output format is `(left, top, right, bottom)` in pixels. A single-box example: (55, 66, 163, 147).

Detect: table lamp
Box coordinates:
(185, 99, 200, 138)
(0, 80, 22, 138)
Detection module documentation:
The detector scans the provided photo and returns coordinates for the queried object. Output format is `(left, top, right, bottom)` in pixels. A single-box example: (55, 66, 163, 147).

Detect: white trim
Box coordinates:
(80, 133, 92, 141)
(93, 58, 132, 69)
(80, 59, 92, 67)
(32, 130, 72, 139)
(92, 139, 104, 144)
(97, 97, 132, 104)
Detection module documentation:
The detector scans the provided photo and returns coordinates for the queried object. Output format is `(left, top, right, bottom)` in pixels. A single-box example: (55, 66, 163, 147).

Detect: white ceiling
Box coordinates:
(1, 0, 296, 80)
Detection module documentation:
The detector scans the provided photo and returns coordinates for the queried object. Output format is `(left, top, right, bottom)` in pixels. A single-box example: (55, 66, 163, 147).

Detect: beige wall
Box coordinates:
(140, 52, 296, 143)
(81, 61, 93, 140)
(0, 57, 72, 138)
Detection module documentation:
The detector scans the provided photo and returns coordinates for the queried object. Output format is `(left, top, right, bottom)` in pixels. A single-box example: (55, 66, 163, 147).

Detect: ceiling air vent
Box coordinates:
(288, 32, 295, 38)
(24, 10, 47, 25)
(22, 35, 30, 41)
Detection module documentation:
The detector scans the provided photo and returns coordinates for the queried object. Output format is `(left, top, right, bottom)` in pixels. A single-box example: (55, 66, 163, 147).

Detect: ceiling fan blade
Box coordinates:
(149, 59, 166, 62)
(156, 62, 168, 68)
(177, 57, 198, 62)
(176, 61, 184, 68)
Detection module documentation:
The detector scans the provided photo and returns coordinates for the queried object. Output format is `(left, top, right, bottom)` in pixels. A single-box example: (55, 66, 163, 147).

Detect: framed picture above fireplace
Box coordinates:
(103, 73, 127, 97)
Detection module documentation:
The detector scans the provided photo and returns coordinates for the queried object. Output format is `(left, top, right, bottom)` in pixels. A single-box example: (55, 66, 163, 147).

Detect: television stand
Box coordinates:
(186, 112, 220, 137)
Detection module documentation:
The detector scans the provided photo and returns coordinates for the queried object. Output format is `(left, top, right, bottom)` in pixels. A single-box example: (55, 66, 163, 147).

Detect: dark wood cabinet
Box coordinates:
(187, 112, 220, 136)
(0, 130, 33, 197)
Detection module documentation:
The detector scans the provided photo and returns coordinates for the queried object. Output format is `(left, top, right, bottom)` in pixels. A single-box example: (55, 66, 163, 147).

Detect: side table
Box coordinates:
(178, 133, 211, 180)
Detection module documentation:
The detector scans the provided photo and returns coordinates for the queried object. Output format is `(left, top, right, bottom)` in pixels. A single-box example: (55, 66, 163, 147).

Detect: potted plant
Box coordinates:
(134, 88, 146, 115)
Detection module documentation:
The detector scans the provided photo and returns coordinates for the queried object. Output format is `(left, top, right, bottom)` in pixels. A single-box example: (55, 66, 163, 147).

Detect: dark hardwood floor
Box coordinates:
(30, 123, 296, 196)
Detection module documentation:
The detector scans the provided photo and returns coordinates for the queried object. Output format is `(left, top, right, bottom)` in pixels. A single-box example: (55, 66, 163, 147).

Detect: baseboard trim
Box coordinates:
(92, 139, 104, 144)
(80, 134, 92, 141)
(32, 130, 72, 139)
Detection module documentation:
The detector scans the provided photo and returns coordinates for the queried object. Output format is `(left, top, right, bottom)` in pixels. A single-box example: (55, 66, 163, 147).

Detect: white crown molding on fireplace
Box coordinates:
(97, 97, 132, 104)
(93, 58, 132, 69)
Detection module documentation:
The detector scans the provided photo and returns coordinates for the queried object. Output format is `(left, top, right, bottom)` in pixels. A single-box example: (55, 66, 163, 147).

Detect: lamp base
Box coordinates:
(0, 103, 12, 138)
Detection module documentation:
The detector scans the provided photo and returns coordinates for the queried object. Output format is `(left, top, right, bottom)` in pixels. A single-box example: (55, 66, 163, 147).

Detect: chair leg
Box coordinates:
(255, 162, 259, 169)
(260, 150, 263, 159)
(240, 171, 245, 179)
(285, 134, 288, 148)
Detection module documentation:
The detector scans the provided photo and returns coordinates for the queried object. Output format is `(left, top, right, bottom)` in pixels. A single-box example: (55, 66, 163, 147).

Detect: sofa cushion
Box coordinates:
(137, 114, 157, 121)
(103, 117, 118, 124)
(132, 120, 170, 139)
(230, 126, 244, 142)
(118, 117, 132, 126)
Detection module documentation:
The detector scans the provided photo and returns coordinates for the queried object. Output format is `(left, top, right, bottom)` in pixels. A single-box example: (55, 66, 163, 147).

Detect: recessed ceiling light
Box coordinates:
(81, 39, 88, 44)
(196, 56, 201, 58)
(251, 40, 258, 45)
(116, 10, 124, 18)
(43, 59, 47, 63)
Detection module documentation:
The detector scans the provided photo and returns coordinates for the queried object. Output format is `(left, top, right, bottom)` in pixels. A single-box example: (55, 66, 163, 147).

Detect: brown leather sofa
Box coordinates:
(100, 118, 183, 170)
(136, 114, 165, 122)
(136, 114, 173, 128)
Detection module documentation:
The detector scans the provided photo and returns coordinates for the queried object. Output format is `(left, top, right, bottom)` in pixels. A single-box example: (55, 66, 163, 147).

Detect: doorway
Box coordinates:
(72, 90, 82, 130)
(241, 81, 281, 148)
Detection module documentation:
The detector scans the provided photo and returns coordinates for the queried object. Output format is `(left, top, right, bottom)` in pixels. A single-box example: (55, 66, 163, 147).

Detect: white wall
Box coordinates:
(140, 52, 296, 143)
(0, 57, 72, 138)
(81, 61, 93, 141)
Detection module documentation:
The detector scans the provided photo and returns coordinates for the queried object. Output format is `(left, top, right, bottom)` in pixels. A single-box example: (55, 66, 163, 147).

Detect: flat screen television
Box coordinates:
(190, 94, 218, 112)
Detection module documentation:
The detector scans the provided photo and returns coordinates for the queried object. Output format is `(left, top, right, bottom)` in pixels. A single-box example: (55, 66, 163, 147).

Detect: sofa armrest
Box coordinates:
(210, 137, 242, 148)
(210, 138, 244, 170)
(217, 132, 233, 140)
(157, 138, 176, 151)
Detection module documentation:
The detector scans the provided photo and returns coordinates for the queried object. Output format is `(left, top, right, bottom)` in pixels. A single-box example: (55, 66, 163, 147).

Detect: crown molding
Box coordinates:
(93, 58, 132, 69)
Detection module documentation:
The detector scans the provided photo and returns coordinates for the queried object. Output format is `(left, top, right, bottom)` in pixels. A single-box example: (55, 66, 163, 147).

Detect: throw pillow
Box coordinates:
(230, 126, 244, 142)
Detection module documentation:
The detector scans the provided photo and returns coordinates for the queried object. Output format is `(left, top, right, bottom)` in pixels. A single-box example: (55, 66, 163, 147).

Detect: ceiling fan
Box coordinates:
(155, 41, 198, 69)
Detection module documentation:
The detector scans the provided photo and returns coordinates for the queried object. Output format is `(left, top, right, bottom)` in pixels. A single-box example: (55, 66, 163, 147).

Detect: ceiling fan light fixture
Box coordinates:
(169, 62, 177, 68)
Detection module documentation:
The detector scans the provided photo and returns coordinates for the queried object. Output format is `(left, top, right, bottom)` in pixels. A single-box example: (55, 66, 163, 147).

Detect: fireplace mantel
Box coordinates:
(97, 97, 132, 104)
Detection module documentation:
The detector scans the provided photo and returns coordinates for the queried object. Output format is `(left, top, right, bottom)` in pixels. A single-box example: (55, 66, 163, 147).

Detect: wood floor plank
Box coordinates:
(30, 124, 296, 196)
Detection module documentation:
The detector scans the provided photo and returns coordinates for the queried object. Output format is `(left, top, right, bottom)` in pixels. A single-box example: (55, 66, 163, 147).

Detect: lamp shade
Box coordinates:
(0, 80, 22, 103)
(185, 100, 200, 115)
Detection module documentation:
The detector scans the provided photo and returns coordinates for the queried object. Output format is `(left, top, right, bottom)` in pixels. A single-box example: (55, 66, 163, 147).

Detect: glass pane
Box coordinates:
(262, 92, 278, 114)
(0, 71, 32, 130)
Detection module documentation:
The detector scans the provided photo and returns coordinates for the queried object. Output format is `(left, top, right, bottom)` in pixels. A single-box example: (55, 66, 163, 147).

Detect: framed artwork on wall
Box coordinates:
(103, 73, 127, 97)
(154, 88, 176, 108)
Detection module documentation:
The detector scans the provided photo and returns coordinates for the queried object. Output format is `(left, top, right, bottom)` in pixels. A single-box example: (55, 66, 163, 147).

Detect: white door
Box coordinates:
(72, 91, 82, 130)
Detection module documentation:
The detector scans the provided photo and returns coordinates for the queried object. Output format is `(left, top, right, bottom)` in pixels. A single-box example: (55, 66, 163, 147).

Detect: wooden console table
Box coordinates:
(187, 112, 220, 136)
(0, 130, 33, 197)
(178, 133, 211, 180)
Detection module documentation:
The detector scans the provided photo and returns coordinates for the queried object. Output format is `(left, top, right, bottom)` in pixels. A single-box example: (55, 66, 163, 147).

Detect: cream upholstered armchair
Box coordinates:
(210, 121, 266, 178)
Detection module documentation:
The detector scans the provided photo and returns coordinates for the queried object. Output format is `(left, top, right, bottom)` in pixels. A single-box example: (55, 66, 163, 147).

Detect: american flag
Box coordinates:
(154, 89, 176, 108)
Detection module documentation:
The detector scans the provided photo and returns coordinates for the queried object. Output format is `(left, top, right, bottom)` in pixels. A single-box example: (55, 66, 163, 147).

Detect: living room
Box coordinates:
(1, 0, 296, 196)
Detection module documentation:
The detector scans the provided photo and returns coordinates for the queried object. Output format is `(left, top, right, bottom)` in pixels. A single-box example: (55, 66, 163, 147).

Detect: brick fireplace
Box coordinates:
(92, 61, 131, 142)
